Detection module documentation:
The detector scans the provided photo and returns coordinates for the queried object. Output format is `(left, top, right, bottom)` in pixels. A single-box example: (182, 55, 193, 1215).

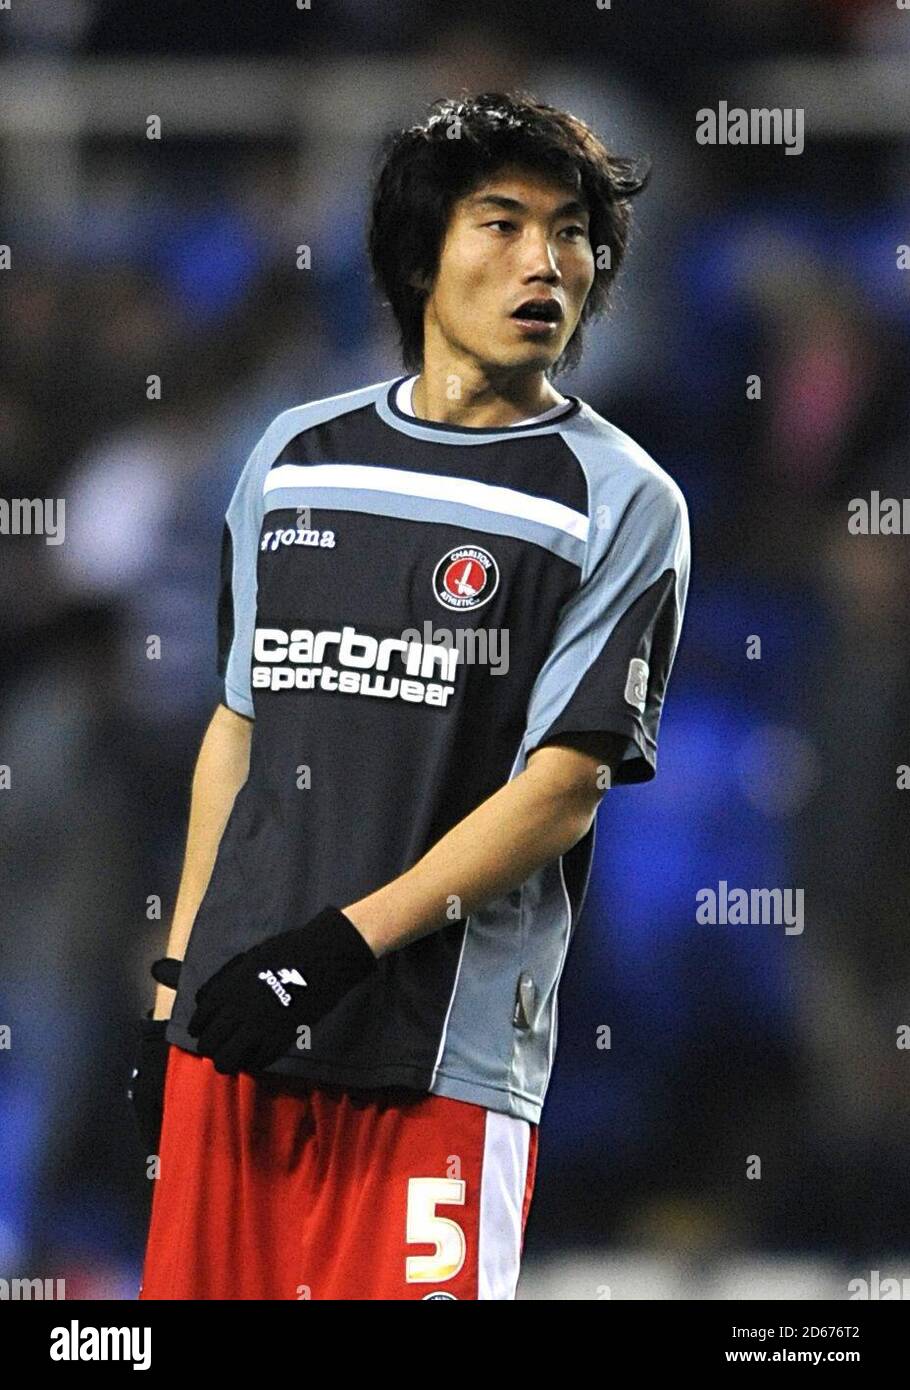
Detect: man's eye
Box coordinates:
(485, 220, 516, 232)
(560, 225, 587, 240)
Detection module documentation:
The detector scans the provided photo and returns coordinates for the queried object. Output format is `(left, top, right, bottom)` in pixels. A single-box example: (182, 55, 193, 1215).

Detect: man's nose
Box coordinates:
(520, 229, 562, 279)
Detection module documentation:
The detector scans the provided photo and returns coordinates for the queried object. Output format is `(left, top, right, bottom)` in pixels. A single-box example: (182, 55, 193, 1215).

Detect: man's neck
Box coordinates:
(410, 369, 566, 429)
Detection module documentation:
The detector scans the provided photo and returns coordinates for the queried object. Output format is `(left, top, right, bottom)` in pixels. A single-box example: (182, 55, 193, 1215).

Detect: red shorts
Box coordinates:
(139, 1044, 538, 1300)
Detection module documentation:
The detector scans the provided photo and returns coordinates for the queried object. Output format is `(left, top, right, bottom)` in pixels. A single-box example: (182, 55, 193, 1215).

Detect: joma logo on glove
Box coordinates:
(257, 969, 306, 1007)
(186, 907, 377, 1074)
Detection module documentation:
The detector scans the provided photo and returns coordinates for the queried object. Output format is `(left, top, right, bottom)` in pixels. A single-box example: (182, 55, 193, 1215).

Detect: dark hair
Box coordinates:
(367, 90, 649, 376)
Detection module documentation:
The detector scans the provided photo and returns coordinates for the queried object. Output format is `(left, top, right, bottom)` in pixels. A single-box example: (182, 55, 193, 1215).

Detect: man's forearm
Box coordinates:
(343, 746, 605, 958)
(152, 702, 252, 1020)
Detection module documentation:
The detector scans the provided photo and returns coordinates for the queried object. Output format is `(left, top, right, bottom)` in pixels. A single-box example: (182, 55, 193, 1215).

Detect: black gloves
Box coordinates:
(128, 1014, 170, 1158)
(128, 956, 183, 1157)
(150, 956, 182, 991)
(187, 905, 378, 1075)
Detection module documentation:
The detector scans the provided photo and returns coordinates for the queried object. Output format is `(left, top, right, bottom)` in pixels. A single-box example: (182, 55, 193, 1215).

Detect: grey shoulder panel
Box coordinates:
(519, 403, 691, 783)
(220, 379, 395, 715)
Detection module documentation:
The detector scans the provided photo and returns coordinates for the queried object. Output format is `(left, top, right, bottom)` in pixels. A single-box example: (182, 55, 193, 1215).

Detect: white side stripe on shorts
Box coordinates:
(477, 1110, 532, 1300)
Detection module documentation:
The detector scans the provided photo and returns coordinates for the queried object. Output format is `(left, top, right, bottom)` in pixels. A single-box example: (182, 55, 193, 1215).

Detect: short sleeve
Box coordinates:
(523, 472, 690, 785)
(217, 435, 268, 719)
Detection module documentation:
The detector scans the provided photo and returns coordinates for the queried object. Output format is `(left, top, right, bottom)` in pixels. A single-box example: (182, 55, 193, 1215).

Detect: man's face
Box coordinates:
(421, 164, 596, 376)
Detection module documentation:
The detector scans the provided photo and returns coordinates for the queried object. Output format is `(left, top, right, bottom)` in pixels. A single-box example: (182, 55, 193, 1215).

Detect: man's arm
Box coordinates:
(151, 702, 252, 1020)
(343, 732, 625, 957)
(183, 733, 627, 1074)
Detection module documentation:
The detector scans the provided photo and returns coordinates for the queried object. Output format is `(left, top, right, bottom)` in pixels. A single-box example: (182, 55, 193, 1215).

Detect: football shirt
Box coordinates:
(165, 375, 691, 1122)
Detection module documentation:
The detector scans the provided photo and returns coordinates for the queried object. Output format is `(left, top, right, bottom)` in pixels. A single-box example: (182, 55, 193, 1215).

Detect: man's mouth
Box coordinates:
(510, 298, 564, 323)
(510, 298, 564, 335)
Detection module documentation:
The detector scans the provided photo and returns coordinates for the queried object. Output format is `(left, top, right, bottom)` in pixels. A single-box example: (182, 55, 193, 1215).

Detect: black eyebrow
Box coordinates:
(468, 194, 589, 219)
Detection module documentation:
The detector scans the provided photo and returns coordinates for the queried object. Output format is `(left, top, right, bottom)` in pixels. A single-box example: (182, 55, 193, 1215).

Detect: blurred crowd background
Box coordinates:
(1, 0, 909, 1299)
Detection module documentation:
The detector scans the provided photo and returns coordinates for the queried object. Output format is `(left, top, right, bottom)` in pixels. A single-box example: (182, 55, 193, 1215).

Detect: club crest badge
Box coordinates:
(433, 545, 499, 611)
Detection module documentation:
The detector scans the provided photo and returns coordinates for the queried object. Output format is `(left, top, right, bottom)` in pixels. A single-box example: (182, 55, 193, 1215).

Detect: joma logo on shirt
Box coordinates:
(260, 527, 336, 551)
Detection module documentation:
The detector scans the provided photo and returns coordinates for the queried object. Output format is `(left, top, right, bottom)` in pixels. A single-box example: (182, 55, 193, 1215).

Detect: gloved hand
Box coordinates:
(128, 1014, 170, 1158)
(187, 905, 378, 1075)
(127, 956, 183, 1157)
